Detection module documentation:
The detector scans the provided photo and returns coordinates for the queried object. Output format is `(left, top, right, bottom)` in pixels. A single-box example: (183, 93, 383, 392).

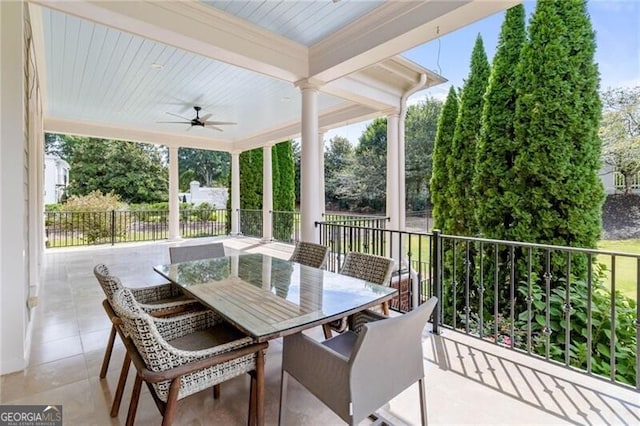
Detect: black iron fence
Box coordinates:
(237, 210, 387, 244)
(316, 221, 640, 390)
(44, 209, 227, 247)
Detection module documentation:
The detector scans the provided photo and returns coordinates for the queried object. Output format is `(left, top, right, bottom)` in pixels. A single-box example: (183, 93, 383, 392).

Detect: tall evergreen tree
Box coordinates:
(273, 141, 295, 212)
(447, 35, 491, 235)
(513, 0, 603, 249)
(239, 148, 262, 209)
(430, 87, 459, 230)
(473, 5, 526, 240)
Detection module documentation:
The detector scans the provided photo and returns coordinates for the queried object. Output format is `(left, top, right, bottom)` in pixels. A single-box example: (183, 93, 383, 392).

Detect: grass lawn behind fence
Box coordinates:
(597, 239, 640, 300)
(406, 237, 638, 301)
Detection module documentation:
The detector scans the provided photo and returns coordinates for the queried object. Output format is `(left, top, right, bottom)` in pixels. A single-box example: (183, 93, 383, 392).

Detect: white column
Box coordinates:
(318, 131, 326, 218)
(386, 112, 400, 230)
(399, 111, 408, 231)
(262, 145, 273, 241)
(168, 146, 180, 241)
(230, 152, 240, 235)
(1, 0, 27, 374)
(261, 256, 272, 290)
(299, 82, 321, 243)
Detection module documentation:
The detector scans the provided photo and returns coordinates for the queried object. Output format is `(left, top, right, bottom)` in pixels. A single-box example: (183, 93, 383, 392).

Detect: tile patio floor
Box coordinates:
(1, 237, 638, 425)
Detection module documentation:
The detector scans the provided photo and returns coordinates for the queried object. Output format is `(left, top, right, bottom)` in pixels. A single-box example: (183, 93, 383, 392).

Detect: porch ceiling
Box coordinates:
(29, 0, 518, 152)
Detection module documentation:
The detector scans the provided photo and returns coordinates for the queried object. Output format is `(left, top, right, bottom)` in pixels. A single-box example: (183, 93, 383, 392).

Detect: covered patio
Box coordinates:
(2, 0, 523, 375)
(0, 238, 636, 424)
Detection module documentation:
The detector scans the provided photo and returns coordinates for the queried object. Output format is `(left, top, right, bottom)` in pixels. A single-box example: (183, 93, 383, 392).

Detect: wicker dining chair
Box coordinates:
(289, 241, 330, 269)
(110, 287, 267, 426)
(169, 242, 226, 263)
(323, 252, 395, 339)
(94, 264, 201, 380)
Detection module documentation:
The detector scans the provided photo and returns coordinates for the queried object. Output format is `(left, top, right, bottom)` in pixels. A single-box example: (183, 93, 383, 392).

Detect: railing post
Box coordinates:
(110, 210, 116, 246)
(431, 229, 441, 334)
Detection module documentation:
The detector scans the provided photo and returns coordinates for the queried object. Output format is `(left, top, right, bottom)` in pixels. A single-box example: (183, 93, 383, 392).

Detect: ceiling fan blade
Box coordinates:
(200, 113, 212, 121)
(204, 121, 237, 125)
(166, 111, 191, 120)
(157, 121, 190, 124)
(207, 125, 224, 132)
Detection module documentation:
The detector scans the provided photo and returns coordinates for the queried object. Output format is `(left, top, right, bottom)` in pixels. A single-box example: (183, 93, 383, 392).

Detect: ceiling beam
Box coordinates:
(32, 0, 308, 83)
(309, 0, 520, 82)
(45, 117, 233, 151)
(235, 103, 379, 152)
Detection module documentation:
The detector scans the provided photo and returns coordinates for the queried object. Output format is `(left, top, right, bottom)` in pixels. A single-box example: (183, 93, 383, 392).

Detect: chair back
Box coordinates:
(349, 297, 438, 423)
(94, 264, 124, 299)
(110, 288, 169, 372)
(339, 252, 394, 286)
(169, 242, 226, 263)
(289, 241, 330, 269)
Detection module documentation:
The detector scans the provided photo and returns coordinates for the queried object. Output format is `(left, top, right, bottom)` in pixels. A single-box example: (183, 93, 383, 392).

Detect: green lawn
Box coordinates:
(597, 239, 640, 300)
(405, 237, 638, 301)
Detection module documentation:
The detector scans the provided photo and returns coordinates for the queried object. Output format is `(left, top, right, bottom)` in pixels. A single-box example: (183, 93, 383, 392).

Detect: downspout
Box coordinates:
(399, 73, 427, 310)
(398, 72, 427, 231)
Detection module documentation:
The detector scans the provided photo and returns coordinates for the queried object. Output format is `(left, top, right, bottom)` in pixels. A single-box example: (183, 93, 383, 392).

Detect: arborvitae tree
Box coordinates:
(272, 145, 281, 212)
(446, 35, 491, 235)
(273, 141, 295, 212)
(473, 5, 526, 240)
(513, 0, 603, 250)
(239, 148, 263, 210)
(272, 141, 295, 241)
(430, 86, 459, 230)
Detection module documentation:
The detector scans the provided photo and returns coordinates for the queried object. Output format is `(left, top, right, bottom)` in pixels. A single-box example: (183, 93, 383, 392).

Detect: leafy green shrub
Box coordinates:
(516, 264, 637, 386)
(63, 191, 129, 243)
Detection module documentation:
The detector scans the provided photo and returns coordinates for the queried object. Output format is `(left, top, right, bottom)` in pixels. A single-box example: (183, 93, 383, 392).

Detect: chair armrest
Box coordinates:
(125, 335, 267, 383)
(152, 310, 221, 341)
(282, 333, 351, 415)
(129, 283, 183, 303)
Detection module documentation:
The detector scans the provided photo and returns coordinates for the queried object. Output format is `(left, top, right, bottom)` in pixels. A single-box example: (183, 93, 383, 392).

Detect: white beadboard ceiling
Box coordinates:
(42, 7, 346, 142)
(34, 0, 517, 151)
(202, 0, 385, 46)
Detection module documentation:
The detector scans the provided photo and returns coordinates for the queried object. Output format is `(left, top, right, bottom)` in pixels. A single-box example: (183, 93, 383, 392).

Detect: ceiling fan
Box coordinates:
(158, 106, 236, 131)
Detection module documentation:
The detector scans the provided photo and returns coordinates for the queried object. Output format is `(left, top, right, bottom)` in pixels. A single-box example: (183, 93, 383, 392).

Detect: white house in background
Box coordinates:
(43, 155, 69, 204)
(601, 163, 640, 194)
(179, 181, 228, 209)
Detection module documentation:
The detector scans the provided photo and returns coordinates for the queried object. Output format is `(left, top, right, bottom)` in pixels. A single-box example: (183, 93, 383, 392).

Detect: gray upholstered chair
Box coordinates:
(289, 241, 330, 269)
(94, 264, 200, 380)
(169, 242, 226, 263)
(279, 297, 438, 426)
(324, 252, 395, 338)
(111, 287, 267, 426)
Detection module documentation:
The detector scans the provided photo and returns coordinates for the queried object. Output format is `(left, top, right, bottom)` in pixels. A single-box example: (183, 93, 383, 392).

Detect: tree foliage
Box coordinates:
(353, 118, 387, 210)
(513, 0, 603, 250)
(62, 136, 168, 204)
(239, 148, 263, 209)
(324, 136, 354, 208)
(474, 4, 526, 240)
(599, 86, 640, 194)
(447, 34, 491, 235)
(273, 141, 295, 211)
(431, 87, 459, 230)
(178, 148, 229, 190)
(405, 98, 443, 211)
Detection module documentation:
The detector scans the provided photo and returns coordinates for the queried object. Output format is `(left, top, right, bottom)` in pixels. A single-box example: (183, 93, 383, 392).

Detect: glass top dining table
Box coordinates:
(154, 253, 397, 343)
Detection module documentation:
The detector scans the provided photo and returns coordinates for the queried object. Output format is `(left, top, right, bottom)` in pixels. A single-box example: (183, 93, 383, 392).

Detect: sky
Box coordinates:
(325, 0, 640, 145)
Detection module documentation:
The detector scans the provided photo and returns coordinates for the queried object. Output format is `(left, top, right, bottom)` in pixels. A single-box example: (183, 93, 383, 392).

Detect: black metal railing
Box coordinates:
(316, 221, 640, 390)
(272, 210, 300, 243)
(238, 209, 263, 238)
(44, 209, 227, 247)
